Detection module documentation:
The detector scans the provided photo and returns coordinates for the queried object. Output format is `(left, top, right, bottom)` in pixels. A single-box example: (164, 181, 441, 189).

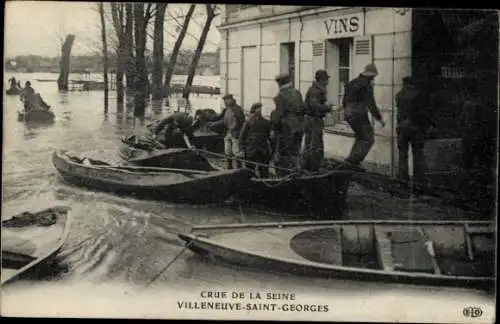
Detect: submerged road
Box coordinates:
(1, 75, 495, 321)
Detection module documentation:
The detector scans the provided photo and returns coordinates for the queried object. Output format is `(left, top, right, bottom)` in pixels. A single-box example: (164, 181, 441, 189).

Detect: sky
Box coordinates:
(4, 1, 221, 58)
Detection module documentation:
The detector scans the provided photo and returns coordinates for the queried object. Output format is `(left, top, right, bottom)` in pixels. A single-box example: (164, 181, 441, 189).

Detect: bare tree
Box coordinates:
(99, 2, 109, 114)
(152, 3, 168, 100)
(57, 34, 76, 91)
(183, 5, 218, 101)
(125, 3, 135, 93)
(164, 4, 196, 99)
(110, 3, 126, 103)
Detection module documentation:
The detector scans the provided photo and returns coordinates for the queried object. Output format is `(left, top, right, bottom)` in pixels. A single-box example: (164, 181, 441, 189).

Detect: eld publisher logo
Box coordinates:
(463, 306, 483, 318)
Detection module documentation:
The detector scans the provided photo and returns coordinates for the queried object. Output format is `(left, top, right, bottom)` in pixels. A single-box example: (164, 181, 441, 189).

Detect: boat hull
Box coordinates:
(52, 150, 252, 204)
(18, 110, 55, 123)
(6, 88, 22, 95)
(2, 206, 72, 285)
(178, 220, 495, 290)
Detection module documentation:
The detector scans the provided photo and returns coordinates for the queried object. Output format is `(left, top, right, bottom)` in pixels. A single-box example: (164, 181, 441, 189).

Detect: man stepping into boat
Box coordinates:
(238, 102, 273, 178)
(208, 94, 246, 169)
(303, 70, 334, 171)
(152, 112, 195, 148)
(271, 72, 306, 175)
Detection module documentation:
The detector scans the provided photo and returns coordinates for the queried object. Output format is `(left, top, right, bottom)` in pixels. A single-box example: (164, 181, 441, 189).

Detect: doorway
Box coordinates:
(280, 42, 296, 87)
(241, 46, 259, 111)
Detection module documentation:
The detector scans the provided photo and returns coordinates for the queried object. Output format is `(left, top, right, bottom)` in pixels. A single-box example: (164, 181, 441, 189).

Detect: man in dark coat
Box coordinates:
(238, 103, 273, 178)
(271, 72, 306, 174)
(209, 94, 246, 169)
(395, 76, 431, 184)
(343, 63, 386, 166)
(303, 70, 334, 171)
(152, 111, 195, 148)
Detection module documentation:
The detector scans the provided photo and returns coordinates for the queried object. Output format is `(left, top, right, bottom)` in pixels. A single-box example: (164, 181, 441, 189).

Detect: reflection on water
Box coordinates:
(1, 74, 494, 318)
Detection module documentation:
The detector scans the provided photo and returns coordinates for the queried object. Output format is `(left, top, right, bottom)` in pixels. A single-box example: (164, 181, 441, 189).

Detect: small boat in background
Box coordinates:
(52, 150, 253, 204)
(2, 206, 72, 285)
(18, 109, 55, 123)
(6, 87, 22, 95)
(178, 219, 495, 290)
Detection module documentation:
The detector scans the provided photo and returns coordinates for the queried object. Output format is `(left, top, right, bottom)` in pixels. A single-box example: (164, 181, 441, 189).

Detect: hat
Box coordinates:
(222, 93, 234, 100)
(25, 81, 31, 86)
(361, 63, 378, 77)
(315, 70, 330, 81)
(250, 102, 262, 114)
(275, 72, 292, 85)
(402, 76, 414, 84)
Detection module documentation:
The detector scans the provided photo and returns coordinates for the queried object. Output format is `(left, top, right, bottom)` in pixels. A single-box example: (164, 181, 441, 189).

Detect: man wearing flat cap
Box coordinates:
(238, 102, 273, 178)
(302, 69, 335, 171)
(209, 94, 246, 169)
(342, 63, 385, 166)
(271, 72, 306, 174)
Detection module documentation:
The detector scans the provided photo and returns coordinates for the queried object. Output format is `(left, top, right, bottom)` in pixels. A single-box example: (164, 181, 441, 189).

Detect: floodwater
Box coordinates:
(1, 73, 495, 321)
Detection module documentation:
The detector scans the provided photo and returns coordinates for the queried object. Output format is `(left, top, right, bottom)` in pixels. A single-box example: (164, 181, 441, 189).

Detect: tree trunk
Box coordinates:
(133, 3, 147, 118)
(164, 4, 196, 98)
(57, 34, 76, 92)
(99, 3, 109, 114)
(125, 3, 135, 93)
(152, 3, 167, 100)
(111, 3, 125, 104)
(183, 5, 216, 101)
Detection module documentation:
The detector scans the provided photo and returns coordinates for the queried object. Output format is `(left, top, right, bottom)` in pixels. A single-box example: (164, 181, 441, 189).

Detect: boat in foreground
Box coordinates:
(18, 109, 55, 123)
(178, 219, 495, 289)
(2, 206, 72, 285)
(118, 146, 354, 211)
(52, 150, 253, 204)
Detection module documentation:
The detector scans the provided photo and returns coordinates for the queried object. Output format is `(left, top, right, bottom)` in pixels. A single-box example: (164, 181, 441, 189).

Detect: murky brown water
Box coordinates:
(1, 73, 494, 320)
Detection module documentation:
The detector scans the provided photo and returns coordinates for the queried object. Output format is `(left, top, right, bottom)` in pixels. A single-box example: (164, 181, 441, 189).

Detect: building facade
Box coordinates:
(218, 6, 498, 176)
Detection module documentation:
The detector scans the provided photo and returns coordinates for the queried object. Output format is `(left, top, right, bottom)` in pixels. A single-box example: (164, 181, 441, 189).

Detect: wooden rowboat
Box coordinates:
(119, 147, 354, 211)
(2, 206, 72, 285)
(52, 150, 253, 204)
(6, 87, 22, 95)
(178, 219, 495, 289)
(18, 109, 55, 123)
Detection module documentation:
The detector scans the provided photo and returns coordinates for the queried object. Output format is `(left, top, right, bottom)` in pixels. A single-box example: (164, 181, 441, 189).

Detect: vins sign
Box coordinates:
(324, 15, 363, 38)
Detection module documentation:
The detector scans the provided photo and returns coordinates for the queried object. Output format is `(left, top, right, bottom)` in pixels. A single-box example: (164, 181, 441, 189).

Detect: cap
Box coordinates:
(315, 70, 330, 81)
(275, 72, 292, 85)
(250, 102, 262, 114)
(222, 93, 234, 100)
(361, 63, 379, 77)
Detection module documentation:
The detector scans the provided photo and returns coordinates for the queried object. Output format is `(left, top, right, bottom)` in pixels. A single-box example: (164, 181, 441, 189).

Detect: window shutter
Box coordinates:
(311, 41, 326, 79)
(352, 36, 373, 77)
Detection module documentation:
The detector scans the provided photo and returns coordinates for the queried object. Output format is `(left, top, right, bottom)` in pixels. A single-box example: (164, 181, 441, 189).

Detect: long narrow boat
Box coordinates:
(178, 219, 495, 289)
(52, 150, 253, 204)
(2, 206, 72, 285)
(6, 87, 22, 95)
(119, 146, 354, 211)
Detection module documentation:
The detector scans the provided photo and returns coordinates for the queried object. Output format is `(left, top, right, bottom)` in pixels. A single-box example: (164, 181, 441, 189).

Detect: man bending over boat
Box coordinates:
(238, 103, 273, 178)
(152, 112, 195, 148)
(20, 81, 36, 112)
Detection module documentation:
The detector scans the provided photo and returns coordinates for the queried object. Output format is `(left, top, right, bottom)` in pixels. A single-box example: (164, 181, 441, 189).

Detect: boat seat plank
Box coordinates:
(374, 228, 394, 271)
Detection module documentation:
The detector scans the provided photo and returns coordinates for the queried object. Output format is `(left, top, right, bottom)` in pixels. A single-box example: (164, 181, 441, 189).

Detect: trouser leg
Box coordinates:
(346, 116, 374, 165)
(397, 128, 411, 182)
(224, 133, 233, 169)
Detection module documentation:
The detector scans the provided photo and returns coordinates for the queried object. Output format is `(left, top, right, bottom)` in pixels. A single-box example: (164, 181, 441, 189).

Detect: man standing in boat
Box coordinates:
(395, 76, 430, 187)
(152, 112, 195, 148)
(208, 94, 246, 169)
(303, 70, 334, 171)
(343, 63, 386, 167)
(271, 72, 306, 174)
(238, 102, 273, 178)
(20, 81, 36, 112)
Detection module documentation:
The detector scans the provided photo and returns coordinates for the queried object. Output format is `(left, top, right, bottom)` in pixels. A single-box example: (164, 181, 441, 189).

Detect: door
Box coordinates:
(242, 46, 259, 112)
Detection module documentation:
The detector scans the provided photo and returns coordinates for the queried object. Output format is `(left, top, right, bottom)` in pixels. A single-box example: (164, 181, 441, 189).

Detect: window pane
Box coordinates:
(339, 69, 350, 83)
(338, 42, 350, 67)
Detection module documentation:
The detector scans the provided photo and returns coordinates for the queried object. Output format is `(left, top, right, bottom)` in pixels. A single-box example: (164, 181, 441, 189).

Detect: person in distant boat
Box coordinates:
(8, 77, 17, 89)
(271, 72, 306, 175)
(152, 112, 195, 148)
(208, 94, 246, 169)
(20, 81, 36, 112)
(238, 103, 273, 178)
(35, 93, 51, 110)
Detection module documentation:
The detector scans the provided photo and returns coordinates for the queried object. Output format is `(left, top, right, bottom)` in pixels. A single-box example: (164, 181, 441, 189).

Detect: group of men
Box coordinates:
(196, 63, 389, 178)
(20, 81, 51, 112)
(152, 62, 492, 186)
